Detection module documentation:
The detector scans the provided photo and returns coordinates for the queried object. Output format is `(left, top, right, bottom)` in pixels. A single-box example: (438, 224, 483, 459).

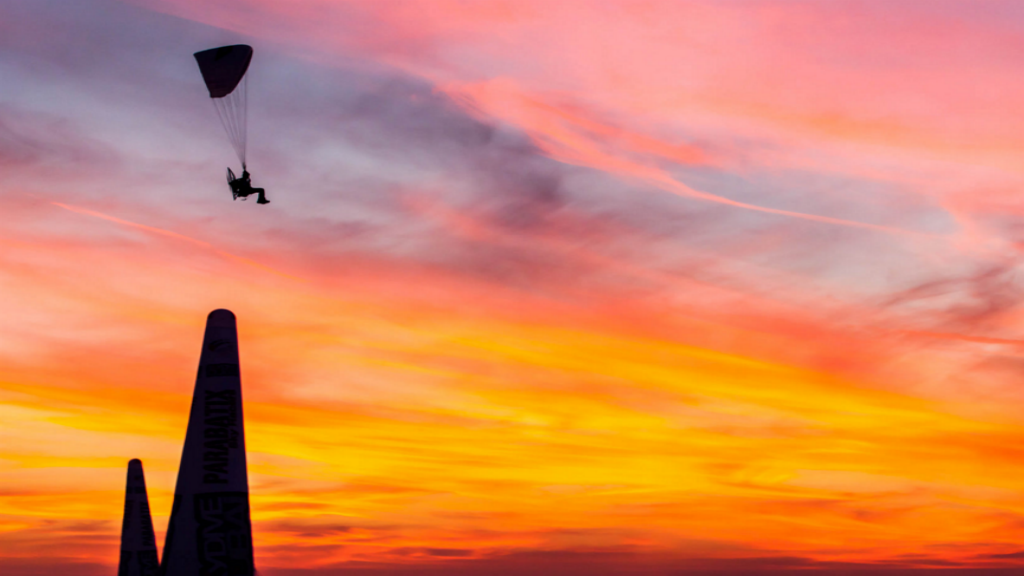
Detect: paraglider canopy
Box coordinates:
(194, 45, 252, 98)
(194, 45, 253, 165)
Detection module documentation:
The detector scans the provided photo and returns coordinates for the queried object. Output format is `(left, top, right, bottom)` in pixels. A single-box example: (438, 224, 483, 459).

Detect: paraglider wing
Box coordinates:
(194, 45, 253, 165)
(194, 45, 253, 98)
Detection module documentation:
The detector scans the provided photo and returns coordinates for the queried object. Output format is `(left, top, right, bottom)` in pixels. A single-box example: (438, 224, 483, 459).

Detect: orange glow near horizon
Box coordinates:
(4, 1, 1024, 575)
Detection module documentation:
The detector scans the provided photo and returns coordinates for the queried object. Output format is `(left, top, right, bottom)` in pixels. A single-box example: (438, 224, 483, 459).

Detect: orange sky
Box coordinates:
(4, 1, 1024, 574)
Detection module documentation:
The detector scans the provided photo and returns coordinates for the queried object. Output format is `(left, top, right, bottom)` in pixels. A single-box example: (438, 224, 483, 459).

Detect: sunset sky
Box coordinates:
(5, 1, 1024, 574)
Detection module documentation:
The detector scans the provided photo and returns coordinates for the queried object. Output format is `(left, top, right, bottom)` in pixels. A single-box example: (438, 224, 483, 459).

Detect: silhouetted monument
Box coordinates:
(118, 459, 159, 576)
(160, 309, 255, 576)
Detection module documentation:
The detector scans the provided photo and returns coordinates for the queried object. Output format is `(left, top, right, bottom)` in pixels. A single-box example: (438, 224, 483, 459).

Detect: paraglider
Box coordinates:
(227, 167, 268, 204)
(194, 44, 269, 205)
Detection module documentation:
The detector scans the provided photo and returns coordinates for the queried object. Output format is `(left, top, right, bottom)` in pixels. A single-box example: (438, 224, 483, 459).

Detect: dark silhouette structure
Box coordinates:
(227, 167, 269, 204)
(159, 309, 255, 576)
(118, 459, 159, 576)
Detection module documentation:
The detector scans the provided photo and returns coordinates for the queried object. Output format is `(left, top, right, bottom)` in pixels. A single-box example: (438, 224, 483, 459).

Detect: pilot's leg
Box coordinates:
(255, 188, 269, 204)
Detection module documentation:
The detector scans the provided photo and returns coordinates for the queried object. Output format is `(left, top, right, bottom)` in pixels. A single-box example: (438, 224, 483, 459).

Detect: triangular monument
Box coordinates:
(160, 309, 255, 575)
